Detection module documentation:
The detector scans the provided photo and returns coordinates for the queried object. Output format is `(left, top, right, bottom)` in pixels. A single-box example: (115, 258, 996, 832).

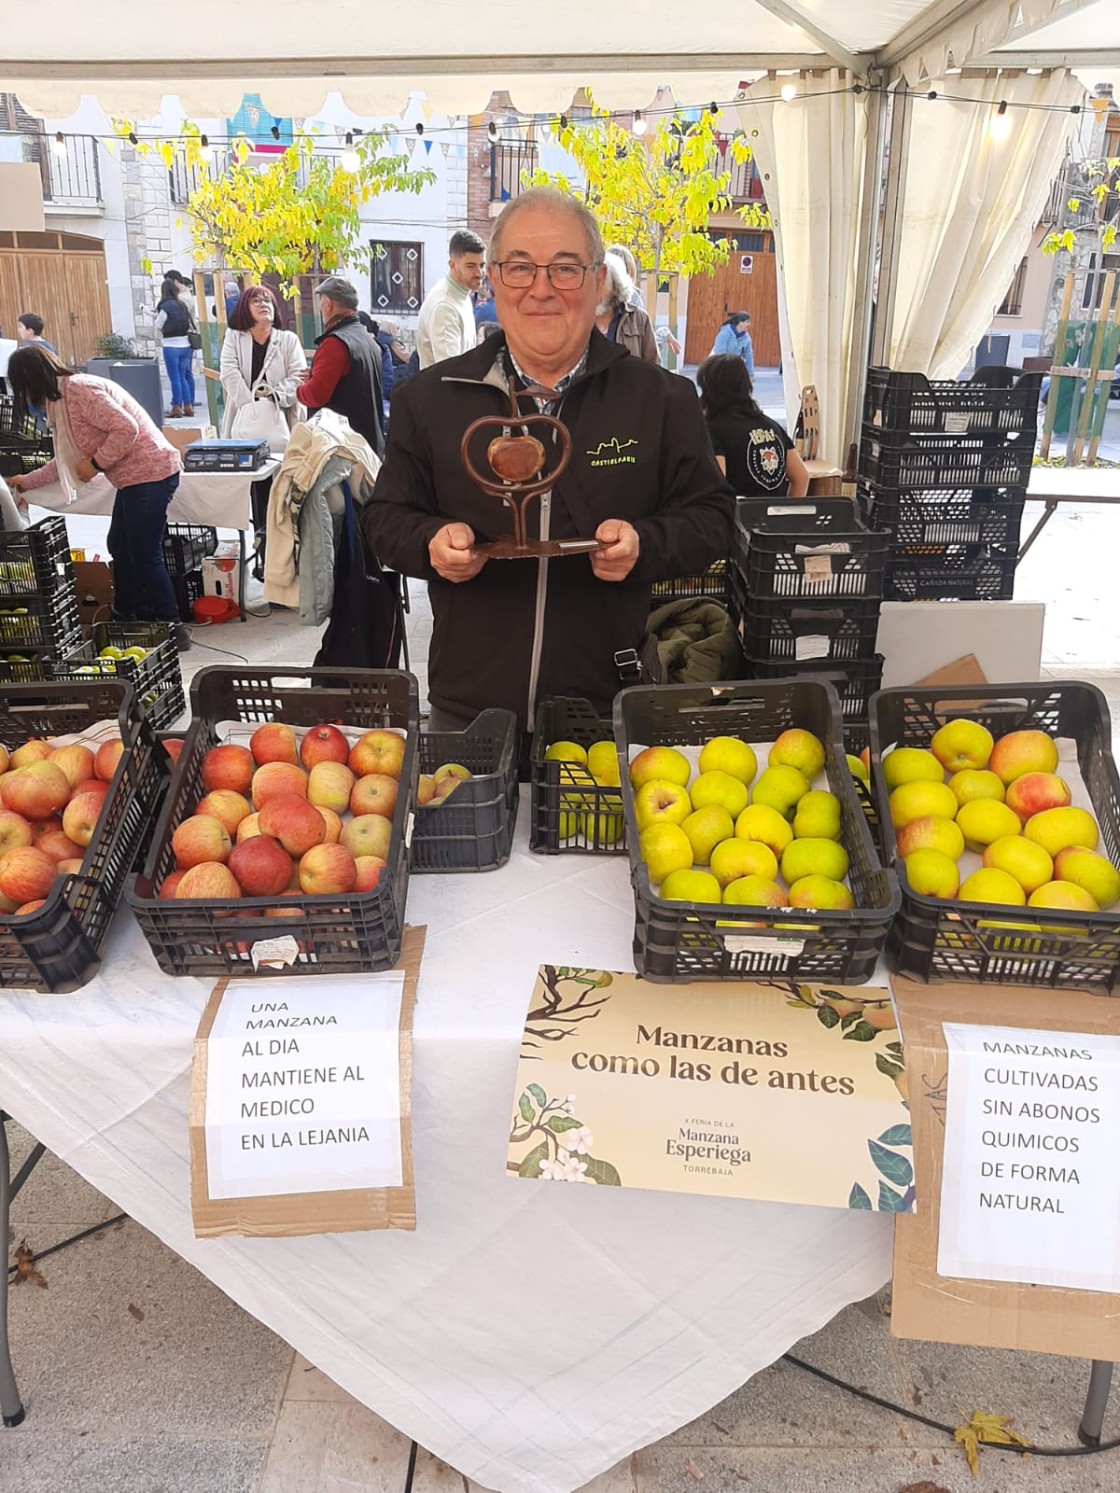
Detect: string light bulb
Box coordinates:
(270, 124, 280, 140)
(487, 119, 499, 144)
(416, 122, 425, 137)
(631, 110, 647, 136)
(340, 131, 360, 172)
(51, 131, 67, 156)
(127, 131, 138, 145)
(780, 82, 797, 102)
(709, 101, 719, 116)
(990, 99, 1011, 140)
(559, 114, 569, 131)
(945, 50, 962, 75)
(200, 133, 209, 149)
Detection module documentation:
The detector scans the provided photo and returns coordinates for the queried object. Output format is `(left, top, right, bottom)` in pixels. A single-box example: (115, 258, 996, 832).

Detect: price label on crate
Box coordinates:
(801, 554, 833, 586)
(795, 634, 833, 662)
(943, 412, 972, 435)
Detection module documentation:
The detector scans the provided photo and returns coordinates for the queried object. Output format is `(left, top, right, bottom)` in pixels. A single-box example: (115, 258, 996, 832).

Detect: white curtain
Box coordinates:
(888, 70, 1083, 378)
(738, 74, 870, 463)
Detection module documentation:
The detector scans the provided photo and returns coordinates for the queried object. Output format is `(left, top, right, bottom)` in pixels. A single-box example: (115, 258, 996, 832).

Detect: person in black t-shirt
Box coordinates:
(697, 354, 809, 498)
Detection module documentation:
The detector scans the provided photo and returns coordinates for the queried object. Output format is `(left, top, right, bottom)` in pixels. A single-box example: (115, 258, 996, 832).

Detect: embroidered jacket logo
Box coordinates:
(587, 436, 638, 468)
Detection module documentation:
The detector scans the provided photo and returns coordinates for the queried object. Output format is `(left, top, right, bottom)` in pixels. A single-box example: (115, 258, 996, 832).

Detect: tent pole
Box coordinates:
(845, 81, 889, 447)
(869, 83, 912, 370)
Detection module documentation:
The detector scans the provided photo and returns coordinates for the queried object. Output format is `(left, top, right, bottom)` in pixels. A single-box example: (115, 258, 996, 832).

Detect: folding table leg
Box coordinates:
(0, 1116, 26, 1427)
(1079, 1360, 1114, 1446)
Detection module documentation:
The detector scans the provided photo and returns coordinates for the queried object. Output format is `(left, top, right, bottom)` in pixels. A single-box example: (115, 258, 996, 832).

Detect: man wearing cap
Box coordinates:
(296, 276, 385, 457)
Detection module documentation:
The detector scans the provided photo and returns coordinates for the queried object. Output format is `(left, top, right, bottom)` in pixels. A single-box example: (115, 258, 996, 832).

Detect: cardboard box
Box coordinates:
(202, 550, 240, 602)
(72, 560, 114, 626)
(890, 975, 1120, 1360)
(162, 423, 217, 454)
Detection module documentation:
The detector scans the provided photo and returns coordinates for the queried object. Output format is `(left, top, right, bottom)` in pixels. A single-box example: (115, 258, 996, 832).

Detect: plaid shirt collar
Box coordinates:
(504, 344, 590, 414)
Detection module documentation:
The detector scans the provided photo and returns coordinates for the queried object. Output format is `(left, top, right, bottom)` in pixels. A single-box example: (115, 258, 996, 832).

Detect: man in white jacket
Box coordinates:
(415, 230, 486, 369)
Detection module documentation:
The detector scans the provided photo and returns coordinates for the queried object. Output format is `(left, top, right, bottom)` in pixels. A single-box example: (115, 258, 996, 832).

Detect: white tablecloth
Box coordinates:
(27, 457, 281, 531)
(0, 793, 892, 1493)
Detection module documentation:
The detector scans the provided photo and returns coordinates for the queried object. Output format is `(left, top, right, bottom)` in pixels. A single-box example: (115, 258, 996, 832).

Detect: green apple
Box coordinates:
(98, 646, 126, 660)
(659, 869, 722, 904)
(931, 719, 994, 773)
(122, 646, 149, 661)
(956, 798, 1022, 853)
(634, 778, 692, 831)
(846, 753, 869, 783)
(752, 765, 811, 820)
(639, 822, 693, 883)
(558, 809, 579, 841)
(792, 790, 841, 841)
(709, 837, 778, 889)
(948, 768, 1005, 807)
(781, 837, 849, 885)
(559, 766, 598, 813)
(545, 739, 588, 767)
(788, 875, 854, 910)
(882, 747, 944, 790)
(723, 874, 785, 908)
(586, 740, 621, 786)
(1053, 847, 1120, 910)
(888, 780, 959, 829)
(904, 848, 960, 899)
(734, 803, 794, 857)
(768, 728, 825, 781)
(698, 736, 757, 786)
(629, 745, 691, 790)
(689, 769, 748, 819)
(581, 805, 624, 846)
(681, 805, 735, 866)
(959, 868, 1027, 907)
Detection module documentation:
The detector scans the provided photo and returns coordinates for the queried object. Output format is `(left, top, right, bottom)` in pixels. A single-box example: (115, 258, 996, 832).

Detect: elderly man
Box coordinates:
(296, 275, 384, 456)
(415, 230, 486, 369)
(364, 187, 733, 731)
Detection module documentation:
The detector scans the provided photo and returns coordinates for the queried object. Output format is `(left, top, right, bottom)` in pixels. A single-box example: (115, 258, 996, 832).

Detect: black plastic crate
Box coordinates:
(130, 665, 419, 978)
(735, 504, 889, 602)
(0, 680, 172, 991)
(0, 581, 82, 654)
(173, 569, 204, 623)
(862, 486, 1026, 551)
(733, 496, 863, 579)
(743, 655, 884, 744)
(738, 595, 881, 665)
(530, 697, 627, 854)
(864, 366, 1043, 436)
(411, 709, 518, 872)
(614, 679, 898, 983)
(163, 523, 218, 578)
(0, 514, 72, 598)
(650, 560, 730, 607)
(885, 547, 1017, 602)
(859, 425, 1034, 490)
(0, 637, 88, 686)
(870, 680, 1120, 994)
(50, 621, 185, 730)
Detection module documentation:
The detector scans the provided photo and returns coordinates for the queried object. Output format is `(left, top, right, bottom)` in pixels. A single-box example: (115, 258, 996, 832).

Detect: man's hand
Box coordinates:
(430, 522, 487, 583)
(591, 519, 640, 582)
(75, 458, 97, 483)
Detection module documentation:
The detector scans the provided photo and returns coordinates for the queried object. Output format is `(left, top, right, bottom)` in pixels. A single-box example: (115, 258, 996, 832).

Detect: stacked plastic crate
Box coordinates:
(0, 516, 84, 684)
(858, 367, 1042, 602)
(162, 522, 218, 622)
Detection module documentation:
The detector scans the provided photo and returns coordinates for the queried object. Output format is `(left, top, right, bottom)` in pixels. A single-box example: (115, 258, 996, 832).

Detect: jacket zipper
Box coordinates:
(525, 402, 571, 733)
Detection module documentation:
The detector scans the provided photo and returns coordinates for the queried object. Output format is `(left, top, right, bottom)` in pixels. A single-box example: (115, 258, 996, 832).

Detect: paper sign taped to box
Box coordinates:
(507, 967, 912, 1213)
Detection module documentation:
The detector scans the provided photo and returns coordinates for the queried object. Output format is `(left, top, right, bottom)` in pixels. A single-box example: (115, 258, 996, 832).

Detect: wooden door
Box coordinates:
(0, 252, 22, 348)
(686, 248, 780, 368)
(13, 252, 76, 363)
(64, 255, 111, 366)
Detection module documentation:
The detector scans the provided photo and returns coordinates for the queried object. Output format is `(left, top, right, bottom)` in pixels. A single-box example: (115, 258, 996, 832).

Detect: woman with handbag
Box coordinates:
(219, 286, 306, 446)
(154, 276, 196, 418)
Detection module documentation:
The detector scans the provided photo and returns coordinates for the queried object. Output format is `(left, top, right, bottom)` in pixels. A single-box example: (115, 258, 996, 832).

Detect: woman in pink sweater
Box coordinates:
(7, 346, 188, 647)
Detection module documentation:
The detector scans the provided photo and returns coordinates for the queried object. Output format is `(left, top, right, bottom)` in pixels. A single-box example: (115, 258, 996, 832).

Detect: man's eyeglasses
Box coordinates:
(492, 260, 600, 289)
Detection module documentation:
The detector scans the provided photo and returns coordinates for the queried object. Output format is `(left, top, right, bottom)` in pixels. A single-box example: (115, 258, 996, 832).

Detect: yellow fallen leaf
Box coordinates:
(954, 1410, 1032, 1474)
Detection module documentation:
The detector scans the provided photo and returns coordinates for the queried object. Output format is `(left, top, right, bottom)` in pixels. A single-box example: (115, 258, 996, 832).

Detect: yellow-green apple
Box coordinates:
(201, 743, 255, 795)
(698, 735, 758, 786)
(634, 779, 691, 831)
(348, 729, 406, 780)
(417, 774, 437, 806)
(638, 822, 693, 883)
(236, 812, 261, 843)
(38, 827, 86, 863)
(769, 728, 825, 781)
(340, 813, 393, 862)
(316, 806, 343, 844)
(587, 741, 621, 786)
(1006, 772, 1072, 822)
(194, 789, 252, 838)
(989, 729, 1059, 785)
(258, 794, 328, 857)
(174, 862, 241, 899)
(956, 798, 1022, 852)
(298, 842, 357, 895)
(228, 835, 293, 898)
(788, 875, 853, 910)
(94, 739, 125, 782)
(14, 899, 46, 916)
(0, 845, 56, 904)
(723, 874, 785, 907)
(159, 869, 186, 899)
(689, 770, 749, 820)
(658, 868, 722, 903)
(882, 747, 944, 790)
(172, 813, 233, 869)
(931, 719, 994, 772)
(734, 803, 794, 857)
(434, 762, 471, 787)
(1053, 848, 1120, 909)
(781, 837, 849, 884)
(948, 769, 1005, 807)
(251, 761, 309, 809)
(544, 740, 587, 766)
(1023, 806, 1099, 858)
(888, 780, 958, 829)
(0, 810, 32, 855)
(350, 773, 399, 820)
(1, 762, 70, 820)
(0, 744, 7, 774)
(904, 848, 960, 899)
(958, 868, 1027, 906)
(307, 761, 356, 815)
(793, 790, 841, 841)
(681, 805, 734, 866)
(580, 805, 624, 845)
(249, 722, 299, 766)
(1028, 881, 1098, 913)
(353, 855, 386, 892)
(48, 743, 95, 789)
(709, 837, 778, 889)
(629, 745, 691, 790)
(846, 753, 869, 783)
(752, 765, 811, 820)
(299, 724, 350, 769)
(431, 774, 465, 805)
(983, 835, 1053, 895)
(895, 815, 965, 862)
(10, 740, 52, 769)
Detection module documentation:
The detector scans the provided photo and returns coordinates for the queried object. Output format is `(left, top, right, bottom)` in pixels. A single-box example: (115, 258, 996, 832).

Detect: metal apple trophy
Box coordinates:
(459, 377, 599, 560)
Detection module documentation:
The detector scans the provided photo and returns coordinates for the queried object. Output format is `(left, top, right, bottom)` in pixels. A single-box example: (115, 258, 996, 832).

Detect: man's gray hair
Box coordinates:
(489, 187, 605, 267)
(600, 250, 635, 310)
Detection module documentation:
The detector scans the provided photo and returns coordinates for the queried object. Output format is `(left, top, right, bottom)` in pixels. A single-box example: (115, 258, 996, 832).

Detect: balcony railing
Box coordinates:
(490, 143, 538, 202)
(0, 132, 103, 208)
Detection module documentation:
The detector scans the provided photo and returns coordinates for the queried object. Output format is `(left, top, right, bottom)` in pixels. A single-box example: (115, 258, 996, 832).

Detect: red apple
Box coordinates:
(353, 855, 386, 892)
(62, 791, 107, 849)
(37, 828, 86, 863)
(1006, 771, 1072, 822)
(258, 794, 328, 857)
(10, 740, 53, 769)
(249, 722, 299, 767)
(14, 898, 46, 916)
(55, 857, 85, 877)
(30, 815, 63, 842)
(0, 846, 57, 904)
(49, 743, 95, 789)
(307, 760, 355, 814)
(0, 744, 8, 774)
(1, 762, 71, 820)
(194, 789, 252, 838)
(236, 812, 261, 844)
(349, 773, 399, 820)
(348, 730, 406, 780)
(161, 738, 185, 764)
(174, 862, 242, 900)
(417, 774, 437, 806)
(339, 813, 393, 862)
(94, 739, 126, 782)
(251, 761, 309, 809)
(228, 834, 294, 898)
(300, 724, 350, 769)
(71, 778, 110, 805)
(201, 743, 255, 795)
(298, 842, 357, 896)
(316, 806, 342, 844)
(0, 810, 33, 855)
(159, 869, 186, 899)
(172, 813, 233, 869)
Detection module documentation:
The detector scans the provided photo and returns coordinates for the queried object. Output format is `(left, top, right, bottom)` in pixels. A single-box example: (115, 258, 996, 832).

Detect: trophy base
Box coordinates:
(476, 537, 600, 560)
